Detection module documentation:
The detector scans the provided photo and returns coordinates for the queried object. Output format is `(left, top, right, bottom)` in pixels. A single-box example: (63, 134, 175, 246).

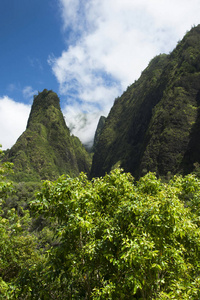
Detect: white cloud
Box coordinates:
(50, 0, 200, 146)
(22, 86, 38, 101)
(63, 103, 101, 147)
(0, 96, 31, 150)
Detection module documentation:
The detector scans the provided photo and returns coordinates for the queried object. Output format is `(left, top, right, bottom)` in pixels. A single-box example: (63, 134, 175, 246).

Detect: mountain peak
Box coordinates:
(26, 89, 62, 129)
(5, 90, 91, 181)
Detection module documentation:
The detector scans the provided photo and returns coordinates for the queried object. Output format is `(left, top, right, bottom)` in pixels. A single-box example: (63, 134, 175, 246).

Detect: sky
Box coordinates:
(0, 0, 200, 150)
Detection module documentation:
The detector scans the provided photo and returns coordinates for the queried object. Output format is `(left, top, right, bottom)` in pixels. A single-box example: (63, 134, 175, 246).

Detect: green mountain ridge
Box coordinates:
(5, 89, 91, 181)
(91, 25, 200, 179)
(4, 25, 200, 182)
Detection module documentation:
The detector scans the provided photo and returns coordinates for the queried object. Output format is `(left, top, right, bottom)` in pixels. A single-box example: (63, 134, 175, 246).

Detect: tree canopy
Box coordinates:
(1, 143, 200, 299)
(5, 169, 198, 299)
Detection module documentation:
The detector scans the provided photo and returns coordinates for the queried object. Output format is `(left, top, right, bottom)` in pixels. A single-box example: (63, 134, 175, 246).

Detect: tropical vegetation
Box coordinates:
(1, 25, 200, 300)
(1, 145, 200, 299)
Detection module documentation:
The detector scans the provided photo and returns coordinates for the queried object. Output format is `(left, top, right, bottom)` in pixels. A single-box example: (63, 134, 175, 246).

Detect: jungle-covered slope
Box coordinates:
(5, 89, 91, 181)
(91, 25, 200, 179)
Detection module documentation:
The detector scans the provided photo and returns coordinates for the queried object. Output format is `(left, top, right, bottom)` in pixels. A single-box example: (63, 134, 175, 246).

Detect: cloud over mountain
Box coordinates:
(50, 0, 200, 145)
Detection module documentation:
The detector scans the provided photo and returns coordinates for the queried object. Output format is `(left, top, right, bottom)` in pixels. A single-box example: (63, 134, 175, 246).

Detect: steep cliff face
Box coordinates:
(92, 116, 106, 152)
(6, 89, 91, 181)
(91, 25, 200, 178)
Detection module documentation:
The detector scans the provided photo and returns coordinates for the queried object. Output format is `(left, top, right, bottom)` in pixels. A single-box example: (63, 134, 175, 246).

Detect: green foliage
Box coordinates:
(0, 145, 13, 203)
(13, 169, 200, 299)
(0, 146, 42, 299)
(4, 90, 92, 182)
(3, 182, 41, 212)
(91, 25, 200, 179)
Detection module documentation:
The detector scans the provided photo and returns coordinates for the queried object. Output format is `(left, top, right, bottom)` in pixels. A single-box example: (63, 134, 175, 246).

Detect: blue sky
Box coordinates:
(0, 0, 63, 101)
(1, 0, 200, 150)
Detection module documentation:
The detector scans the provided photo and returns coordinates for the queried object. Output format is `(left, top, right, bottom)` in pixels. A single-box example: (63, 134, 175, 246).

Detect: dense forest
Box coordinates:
(1, 148, 200, 299)
(1, 25, 200, 299)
